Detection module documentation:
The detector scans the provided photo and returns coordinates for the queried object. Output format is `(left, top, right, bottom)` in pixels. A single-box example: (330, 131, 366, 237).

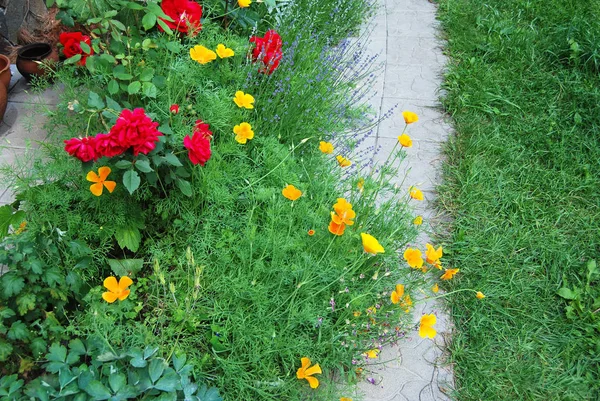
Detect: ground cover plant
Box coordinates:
(0, 0, 460, 400)
(437, 0, 600, 399)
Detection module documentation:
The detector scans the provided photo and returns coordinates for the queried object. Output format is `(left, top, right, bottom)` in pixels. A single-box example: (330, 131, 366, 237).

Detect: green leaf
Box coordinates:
(7, 321, 30, 341)
(28, 259, 43, 274)
(148, 358, 166, 383)
(59, 368, 76, 389)
(69, 339, 86, 356)
(0, 340, 13, 361)
(105, 96, 122, 112)
(30, 337, 47, 357)
(108, 373, 127, 393)
(99, 53, 116, 64)
(111, 19, 126, 31)
(139, 68, 155, 82)
(142, 82, 157, 98)
(143, 346, 159, 359)
(154, 369, 180, 392)
(165, 41, 182, 53)
(79, 41, 91, 55)
(115, 226, 141, 253)
(87, 92, 105, 109)
(142, 13, 157, 30)
(127, 81, 142, 95)
(108, 79, 119, 95)
(44, 267, 64, 287)
(2, 273, 25, 297)
(47, 343, 67, 363)
(176, 179, 193, 197)
(0, 307, 15, 319)
(557, 287, 576, 300)
(156, 18, 173, 35)
(147, 2, 172, 20)
(64, 53, 82, 65)
(158, 125, 173, 135)
(172, 353, 186, 372)
(16, 293, 36, 315)
(122, 170, 141, 195)
(197, 385, 223, 401)
(164, 153, 183, 167)
(115, 160, 133, 169)
(114, 65, 133, 80)
(107, 259, 144, 276)
(0, 205, 24, 237)
(56, 10, 75, 26)
(82, 380, 112, 400)
(126, 1, 144, 10)
(134, 160, 153, 173)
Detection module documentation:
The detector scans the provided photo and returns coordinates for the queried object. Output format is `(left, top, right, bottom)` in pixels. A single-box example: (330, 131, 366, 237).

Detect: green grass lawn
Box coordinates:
(437, 0, 600, 399)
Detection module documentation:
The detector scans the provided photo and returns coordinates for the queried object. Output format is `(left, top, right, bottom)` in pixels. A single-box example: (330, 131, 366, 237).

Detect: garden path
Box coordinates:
(356, 0, 455, 400)
(0, 0, 456, 395)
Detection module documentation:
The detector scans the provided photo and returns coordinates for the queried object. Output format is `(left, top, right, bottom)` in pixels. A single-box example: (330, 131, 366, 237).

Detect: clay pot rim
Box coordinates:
(17, 43, 53, 61)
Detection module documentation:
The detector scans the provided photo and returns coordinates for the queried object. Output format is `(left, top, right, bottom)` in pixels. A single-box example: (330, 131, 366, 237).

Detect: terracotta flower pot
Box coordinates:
(0, 84, 7, 122)
(0, 55, 11, 90)
(16, 43, 59, 82)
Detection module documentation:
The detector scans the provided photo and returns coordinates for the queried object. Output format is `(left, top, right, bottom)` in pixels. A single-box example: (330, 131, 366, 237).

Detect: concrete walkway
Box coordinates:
(0, 0, 455, 397)
(356, 0, 455, 400)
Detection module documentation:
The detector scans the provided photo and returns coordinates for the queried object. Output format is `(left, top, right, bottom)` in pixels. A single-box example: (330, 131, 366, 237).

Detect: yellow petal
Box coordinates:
(304, 363, 322, 376)
(90, 182, 103, 196)
(103, 181, 116, 193)
(419, 325, 437, 338)
(102, 291, 118, 303)
(305, 376, 319, 389)
(432, 283, 439, 293)
(103, 276, 119, 292)
(390, 291, 400, 304)
(476, 291, 485, 299)
(117, 289, 130, 301)
(119, 276, 133, 289)
(86, 171, 100, 183)
(98, 166, 111, 181)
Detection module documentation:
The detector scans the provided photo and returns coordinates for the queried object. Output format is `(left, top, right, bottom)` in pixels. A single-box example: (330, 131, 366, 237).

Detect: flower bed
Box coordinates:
(0, 0, 467, 399)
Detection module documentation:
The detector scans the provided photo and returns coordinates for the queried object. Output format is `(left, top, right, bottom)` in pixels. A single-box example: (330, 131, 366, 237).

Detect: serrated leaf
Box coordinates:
(87, 92, 105, 109)
(127, 81, 142, 95)
(44, 267, 64, 287)
(557, 287, 576, 300)
(0, 340, 13, 361)
(115, 226, 141, 253)
(0, 307, 15, 319)
(7, 321, 30, 341)
(16, 293, 36, 315)
(56, 10, 75, 26)
(30, 337, 47, 357)
(139, 68, 155, 82)
(142, 13, 157, 30)
(164, 153, 183, 167)
(82, 380, 111, 400)
(122, 170, 141, 195)
(134, 160, 153, 173)
(108, 80, 119, 95)
(142, 82, 157, 98)
(47, 343, 67, 363)
(176, 179, 193, 197)
(107, 259, 144, 277)
(28, 259, 44, 274)
(2, 273, 25, 297)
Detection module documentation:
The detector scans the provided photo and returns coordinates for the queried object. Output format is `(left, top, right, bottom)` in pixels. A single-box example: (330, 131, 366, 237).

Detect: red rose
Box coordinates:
(184, 130, 211, 166)
(64, 136, 98, 162)
(160, 0, 202, 35)
(94, 133, 127, 158)
(59, 32, 93, 66)
(193, 119, 213, 140)
(170, 104, 180, 114)
(249, 29, 283, 74)
(109, 108, 162, 156)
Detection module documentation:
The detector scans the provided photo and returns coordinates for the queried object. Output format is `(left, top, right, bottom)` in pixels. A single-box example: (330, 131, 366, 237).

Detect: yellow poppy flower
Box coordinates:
(332, 198, 355, 226)
(425, 243, 443, 264)
(440, 268, 460, 281)
(419, 314, 437, 338)
(340, 398, 353, 401)
(390, 284, 404, 304)
(432, 283, 439, 293)
(102, 276, 133, 303)
(476, 291, 485, 299)
(403, 247, 423, 269)
(282, 184, 302, 201)
(296, 357, 322, 389)
(353, 311, 361, 317)
(409, 186, 424, 201)
(319, 141, 334, 154)
(402, 111, 419, 124)
(401, 294, 412, 312)
(398, 133, 412, 147)
(216, 44, 235, 59)
(361, 233, 384, 255)
(413, 215, 423, 225)
(190, 45, 216, 64)
(364, 349, 379, 358)
(86, 167, 116, 196)
(233, 91, 254, 109)
(238, 0, 251, 7)
(336, 155, 352, 167)
(233, 122, 254, 144)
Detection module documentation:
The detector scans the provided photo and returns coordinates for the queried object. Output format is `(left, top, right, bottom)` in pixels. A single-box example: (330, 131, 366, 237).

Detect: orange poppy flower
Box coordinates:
(476, 291, 485, 299)
(390, 284, 404, 304)
(398, 133, 412, 147)
(403, 248, 423, 269)
(440, 268, 459, 280)
(409, 186, 424, 201)
(361, 233, 385, 255)
(328, 220, 346, 236)
(402, 111, 419, 124)
(86, 167, 116, 196)
(282, 184, 302, 201)
(319, 141, 334, 154)
(308, 229, 315, 236)
(332, 198, 355, 226)
(432, 283, 439, 293)
(102, 276, 133, 303)
(336, 155, 352, 167)
(425, 243, 443, 264)
(296, 357, 322, 389)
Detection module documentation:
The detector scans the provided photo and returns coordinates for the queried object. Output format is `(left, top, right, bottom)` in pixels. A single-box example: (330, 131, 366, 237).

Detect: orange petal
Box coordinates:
(86, 171, 100, 183)
(304, 363, 322, 376)
(98, 166, 112, 181)
(102, 291, 118, 303)
(103, 276, 119, 292)
(305, 375, 319, 389)
(117, 289, 130, 301)
(119, 276, 133, 289)
(300, 357, 311, 370)
(103, 181, 116, 193)
(90, 182, 103, 196)
(390, 291, 400, 304)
